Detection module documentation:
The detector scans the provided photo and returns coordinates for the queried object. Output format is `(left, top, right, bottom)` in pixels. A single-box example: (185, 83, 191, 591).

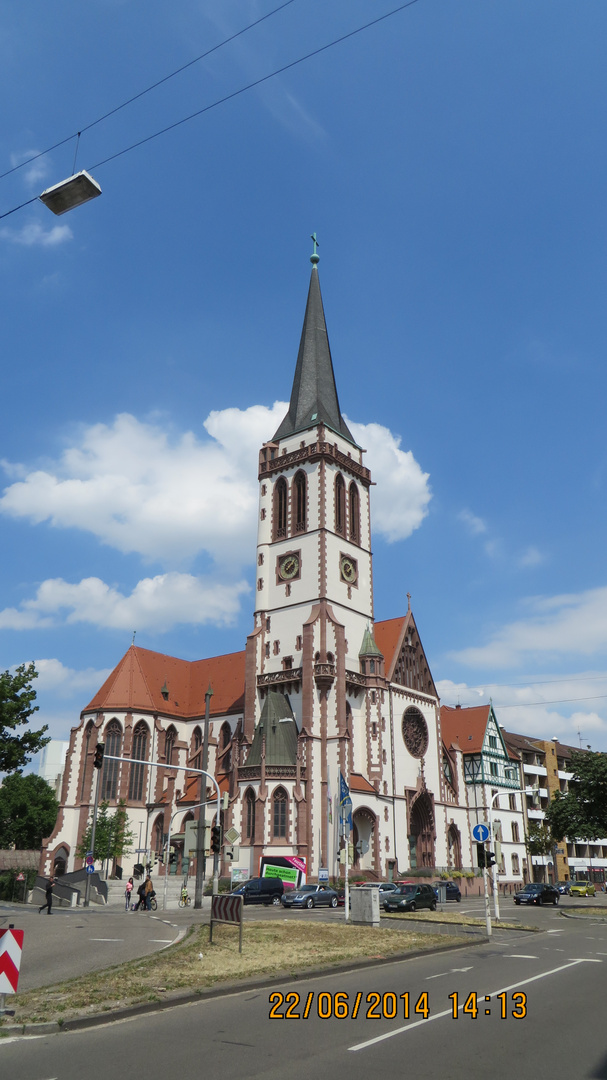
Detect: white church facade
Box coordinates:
(42, 255, 501, 885)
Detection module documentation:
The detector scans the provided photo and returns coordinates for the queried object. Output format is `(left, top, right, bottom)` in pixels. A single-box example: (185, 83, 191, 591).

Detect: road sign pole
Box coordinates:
(483, 862, 492, 937)
(83, 766, 101, 907)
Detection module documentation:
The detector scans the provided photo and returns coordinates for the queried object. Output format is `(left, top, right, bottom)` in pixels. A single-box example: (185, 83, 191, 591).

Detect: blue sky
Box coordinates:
(2, 0, 607, 757)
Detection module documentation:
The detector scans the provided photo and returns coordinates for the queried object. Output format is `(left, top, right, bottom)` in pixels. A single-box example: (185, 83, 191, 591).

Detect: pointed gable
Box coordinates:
(375, 612, 437, 697)
(441, 704, 491, 753)
(273, 264, 357, 445)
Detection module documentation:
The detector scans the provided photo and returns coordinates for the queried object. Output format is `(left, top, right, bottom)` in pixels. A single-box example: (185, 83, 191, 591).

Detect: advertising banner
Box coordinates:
(259, 855, 307, 889)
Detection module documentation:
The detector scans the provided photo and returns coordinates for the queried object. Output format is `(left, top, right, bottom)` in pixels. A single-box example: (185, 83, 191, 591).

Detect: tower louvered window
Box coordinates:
(349, 482, 360, 543)
(335, 474, 345, 535)
(294, 471, 306, 532)
(274, 477, 288, 539)
(245, 788, 256, 840)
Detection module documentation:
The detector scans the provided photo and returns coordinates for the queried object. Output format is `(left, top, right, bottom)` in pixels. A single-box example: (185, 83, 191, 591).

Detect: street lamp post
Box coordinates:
(488, 786, 535, 921)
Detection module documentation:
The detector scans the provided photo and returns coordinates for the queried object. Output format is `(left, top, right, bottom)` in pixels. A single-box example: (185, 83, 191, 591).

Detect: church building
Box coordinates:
(41, 252, 473, 884)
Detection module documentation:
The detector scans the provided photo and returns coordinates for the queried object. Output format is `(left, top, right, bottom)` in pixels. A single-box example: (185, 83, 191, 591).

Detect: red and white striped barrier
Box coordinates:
(211, 895, 242, 924)
(210, 894, 243, 953)
(0, 928, 24, 997)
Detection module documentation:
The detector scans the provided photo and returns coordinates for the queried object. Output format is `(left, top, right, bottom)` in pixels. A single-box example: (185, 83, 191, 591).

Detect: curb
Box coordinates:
(559, 908, 607, 922)
(0, 934, 490, 1037)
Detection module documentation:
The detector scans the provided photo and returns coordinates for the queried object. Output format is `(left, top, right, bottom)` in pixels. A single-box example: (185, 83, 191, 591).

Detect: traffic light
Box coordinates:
(476, 842, 486, 868)
(93, 742, 105, 769)
(211, 825, 221, 854)
(486, 850, 497, 868)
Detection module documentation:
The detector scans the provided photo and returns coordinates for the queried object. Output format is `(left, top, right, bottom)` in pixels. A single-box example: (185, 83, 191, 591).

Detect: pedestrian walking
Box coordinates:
(39, 875, 55, 915)
(144, 874, 154, 911)
(125, 876, 134, 911)
(134, 879, 146, 911)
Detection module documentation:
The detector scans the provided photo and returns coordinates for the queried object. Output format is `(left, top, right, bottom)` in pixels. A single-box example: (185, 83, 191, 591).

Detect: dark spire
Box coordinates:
(273, 254, 357, 445)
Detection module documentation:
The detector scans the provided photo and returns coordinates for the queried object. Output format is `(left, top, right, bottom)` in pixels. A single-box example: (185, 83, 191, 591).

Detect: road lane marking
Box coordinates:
(426, 966, 473, 980)
(149, 938, 173, 943)
(506, 954, 538, 959)
(568, 957, 602, 962)
(546, 929, 564, 934)
(89, 938, 124, 942)
(349, 959, 588, 1052)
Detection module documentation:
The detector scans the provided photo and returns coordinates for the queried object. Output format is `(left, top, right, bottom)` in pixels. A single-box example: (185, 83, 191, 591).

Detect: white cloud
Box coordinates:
(9, 149, 49, 189)
(518, 545, 544, 568)
(0, 221, 73, 247)
(0, 573, 250, 633)
(30, 658, 112, 697)
(437, 674, 607, 750)
(348, 419, 431, 542)
(458, 508, 487, 536)
(451, 586, 607, 669)
(1, 406, 431, 564)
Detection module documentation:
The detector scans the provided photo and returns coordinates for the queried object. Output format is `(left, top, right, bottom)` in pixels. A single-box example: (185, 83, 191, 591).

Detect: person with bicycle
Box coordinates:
(179, 883, 190, 907)
(144, 874, 155, 911)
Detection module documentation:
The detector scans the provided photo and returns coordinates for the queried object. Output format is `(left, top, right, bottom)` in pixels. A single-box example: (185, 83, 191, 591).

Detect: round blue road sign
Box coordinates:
(472, 822, 490, 843)
(86, 864, 95, 874)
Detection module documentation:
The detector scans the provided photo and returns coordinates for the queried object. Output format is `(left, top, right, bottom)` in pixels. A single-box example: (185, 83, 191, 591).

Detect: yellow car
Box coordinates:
(569, 881, 596, 897)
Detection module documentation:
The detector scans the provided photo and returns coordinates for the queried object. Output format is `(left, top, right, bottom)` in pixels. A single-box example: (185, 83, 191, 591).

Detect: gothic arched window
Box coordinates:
(335, 474, 345, 535)
(272, 787, 288, 839)
(349, 482, 360, 544)
(294, 471, 307, 533)
(128, 721, 148, 801)
(101, 720, 122, 801)
(153, 815, 164, 856)
(274, 477, 288, 539)
(245, 788, 256, 840)
(164, 725, 177, 767)
(191, 726, 202, 771)
(81, 720, 94, 799)
(220, 721, 231, 771)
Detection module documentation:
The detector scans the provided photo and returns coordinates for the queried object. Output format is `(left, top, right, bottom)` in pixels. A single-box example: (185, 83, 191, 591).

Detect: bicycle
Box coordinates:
(178, 888, 191, 907)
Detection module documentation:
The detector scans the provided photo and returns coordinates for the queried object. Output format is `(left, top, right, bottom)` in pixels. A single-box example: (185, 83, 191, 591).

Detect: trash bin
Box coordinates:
(115, 865, 123, 881)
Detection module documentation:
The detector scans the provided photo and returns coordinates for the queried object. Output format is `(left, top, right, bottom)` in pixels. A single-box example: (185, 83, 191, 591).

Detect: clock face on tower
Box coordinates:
(340, 555, 358, 584)
(277, 552, 301, 581)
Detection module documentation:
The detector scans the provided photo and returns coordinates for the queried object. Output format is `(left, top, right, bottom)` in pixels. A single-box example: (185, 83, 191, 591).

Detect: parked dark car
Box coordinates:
(431, 880, 462, 902)
(282, 884, 339, 909)
(230, 876, 284, 906)
(514, 883, 559, 906)
(383, 883, 437, 913)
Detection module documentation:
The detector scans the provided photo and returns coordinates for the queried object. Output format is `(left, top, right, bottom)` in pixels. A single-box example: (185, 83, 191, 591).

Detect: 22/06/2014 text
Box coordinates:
(268, 990, 527, 1020)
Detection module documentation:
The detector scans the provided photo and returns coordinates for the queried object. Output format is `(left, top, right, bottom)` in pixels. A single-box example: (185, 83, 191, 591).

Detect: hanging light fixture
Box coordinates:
(39, 170, 102, 216)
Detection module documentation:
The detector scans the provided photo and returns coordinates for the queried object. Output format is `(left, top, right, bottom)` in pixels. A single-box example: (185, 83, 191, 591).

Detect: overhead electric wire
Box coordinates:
(0, 0, 423, 222)
(0, 0, 298, 183)
(444, 693, 607, 711)
(87, 0, 423, 172)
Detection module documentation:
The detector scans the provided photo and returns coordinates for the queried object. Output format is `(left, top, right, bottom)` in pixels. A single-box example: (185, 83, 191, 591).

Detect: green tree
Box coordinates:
(0, 773, 59, 848)
(0, 663, 49, 771)
(77, 799, 135, 863)
(545, 750, 607, 841)
(527, 820, 555, 857)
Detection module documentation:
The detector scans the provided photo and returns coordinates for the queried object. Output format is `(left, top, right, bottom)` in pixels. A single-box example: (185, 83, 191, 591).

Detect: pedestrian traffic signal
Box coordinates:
(476, 842, 486, 868)
(211, 825, 221, 854)
(486, 850, 497, 868)
(93, 742, 105, 769)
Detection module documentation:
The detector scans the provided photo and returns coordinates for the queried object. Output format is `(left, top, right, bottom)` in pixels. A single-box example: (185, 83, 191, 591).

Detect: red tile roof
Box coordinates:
(374, 615, 410, 678)
(85, 645, 245, 718)
(440, 704, 491, 754)
(349, 772, 376, 794)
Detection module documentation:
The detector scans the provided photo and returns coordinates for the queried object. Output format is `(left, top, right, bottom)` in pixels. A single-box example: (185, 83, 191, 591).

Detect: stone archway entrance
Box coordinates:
(352, 808, 375, 872)
(408, 792, 435, 869)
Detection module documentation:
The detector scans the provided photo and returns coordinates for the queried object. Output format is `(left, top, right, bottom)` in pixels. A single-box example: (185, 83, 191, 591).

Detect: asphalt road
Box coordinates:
(0, 903, 190, 989)
(2, 902, 607, 1079)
